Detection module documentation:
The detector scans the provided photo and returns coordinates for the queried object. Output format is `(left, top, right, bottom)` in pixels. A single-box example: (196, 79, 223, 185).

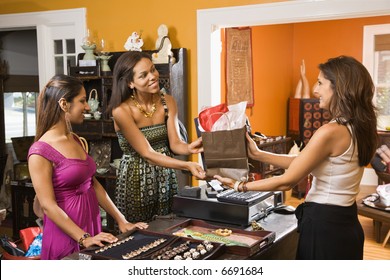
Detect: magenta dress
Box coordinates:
(28, 139, 102, 260)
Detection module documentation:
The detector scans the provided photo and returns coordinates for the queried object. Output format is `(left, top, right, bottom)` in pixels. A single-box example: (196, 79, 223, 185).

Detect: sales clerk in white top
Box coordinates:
(215, 55, 378, 260)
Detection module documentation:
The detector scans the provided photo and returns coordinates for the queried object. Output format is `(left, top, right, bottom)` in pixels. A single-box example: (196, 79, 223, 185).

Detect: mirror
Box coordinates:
(197, 0, 390, 112)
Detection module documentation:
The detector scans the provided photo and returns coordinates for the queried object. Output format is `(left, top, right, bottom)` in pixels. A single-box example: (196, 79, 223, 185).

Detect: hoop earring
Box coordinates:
(65, 112, 73, 133)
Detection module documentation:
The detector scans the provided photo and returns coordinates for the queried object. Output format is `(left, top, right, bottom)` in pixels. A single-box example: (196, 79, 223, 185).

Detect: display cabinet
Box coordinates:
(288, 98, 331, 145)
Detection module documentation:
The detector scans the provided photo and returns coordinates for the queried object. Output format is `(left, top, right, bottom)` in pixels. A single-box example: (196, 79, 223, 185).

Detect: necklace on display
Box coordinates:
(131, 95, 156, 118)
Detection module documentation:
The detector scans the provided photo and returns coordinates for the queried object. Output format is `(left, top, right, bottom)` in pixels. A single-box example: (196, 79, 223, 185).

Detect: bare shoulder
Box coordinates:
(112, 101, 132, 118)
(162, 93, 178, 113)
(163, 93, 176, 105)
(316, 121, 349, 137)
(310, 121, 350, 155)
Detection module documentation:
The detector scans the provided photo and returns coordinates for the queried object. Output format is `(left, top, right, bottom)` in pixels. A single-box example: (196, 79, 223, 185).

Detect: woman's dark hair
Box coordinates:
(108, 51, 153, 113)
(35, 74, 83, 141)
(319, 55, 378, 166)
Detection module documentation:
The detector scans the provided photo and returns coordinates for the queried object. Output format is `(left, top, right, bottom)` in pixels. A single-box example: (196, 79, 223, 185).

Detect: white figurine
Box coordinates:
(124, 32, 144, 52)
(152, 24, 174, 64)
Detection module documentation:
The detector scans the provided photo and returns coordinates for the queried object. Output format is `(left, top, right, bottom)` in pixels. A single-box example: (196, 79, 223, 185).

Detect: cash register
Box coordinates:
(172, 180, 283, 227)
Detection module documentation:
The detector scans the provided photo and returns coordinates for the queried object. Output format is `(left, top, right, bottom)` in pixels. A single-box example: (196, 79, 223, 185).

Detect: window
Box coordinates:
(374, 35, 390, 118)
(4, 91, 37, 143)
(54, 38, 76, 75)
(363, 24, 390, 131)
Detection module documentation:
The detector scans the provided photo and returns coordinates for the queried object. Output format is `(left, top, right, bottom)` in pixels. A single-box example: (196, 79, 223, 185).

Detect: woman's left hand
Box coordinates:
(213, 175, 235, 189)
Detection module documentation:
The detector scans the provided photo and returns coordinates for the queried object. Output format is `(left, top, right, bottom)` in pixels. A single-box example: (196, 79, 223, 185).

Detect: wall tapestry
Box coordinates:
(225, 27, 254, 107)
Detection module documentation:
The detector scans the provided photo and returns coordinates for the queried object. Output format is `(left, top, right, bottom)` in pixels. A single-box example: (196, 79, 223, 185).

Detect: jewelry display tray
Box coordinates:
(79, 229, 224, 260)
(164, 219, 276, 256)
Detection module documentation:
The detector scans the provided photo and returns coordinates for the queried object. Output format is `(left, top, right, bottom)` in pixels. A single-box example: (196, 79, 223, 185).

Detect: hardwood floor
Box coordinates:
(285, 185, 390, 260)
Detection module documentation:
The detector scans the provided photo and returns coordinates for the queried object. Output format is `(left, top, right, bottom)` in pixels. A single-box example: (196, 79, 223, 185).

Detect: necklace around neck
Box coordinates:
(131, 95, 157, 118)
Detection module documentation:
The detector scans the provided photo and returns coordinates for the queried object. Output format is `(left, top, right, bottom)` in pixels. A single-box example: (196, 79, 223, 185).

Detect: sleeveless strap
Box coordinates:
(160, 91, 169, 123)
(159, 91, 188, 143)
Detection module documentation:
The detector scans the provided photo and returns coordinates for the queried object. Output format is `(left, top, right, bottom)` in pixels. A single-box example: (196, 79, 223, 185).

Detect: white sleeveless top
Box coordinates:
(305, 123, 363, 206)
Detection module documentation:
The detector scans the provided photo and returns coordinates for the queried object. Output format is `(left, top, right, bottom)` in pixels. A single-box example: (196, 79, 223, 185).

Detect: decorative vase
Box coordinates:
(98, 54, 113, 72)
(81, 44, 97, 60)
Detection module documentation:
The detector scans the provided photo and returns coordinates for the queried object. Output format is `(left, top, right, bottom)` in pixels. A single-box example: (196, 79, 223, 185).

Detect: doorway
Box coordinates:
(0, 8, 86, 212)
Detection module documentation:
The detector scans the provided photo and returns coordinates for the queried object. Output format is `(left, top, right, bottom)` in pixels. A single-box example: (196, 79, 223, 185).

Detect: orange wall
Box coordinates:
(248, 24, 294, 136)
(1, 2, 390, 138)
(221, 15, 390, 136)
(0, 0, 280, 138)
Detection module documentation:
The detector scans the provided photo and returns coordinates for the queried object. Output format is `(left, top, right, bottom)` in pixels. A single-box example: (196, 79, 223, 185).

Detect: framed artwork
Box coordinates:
(225, 27, 254, 107)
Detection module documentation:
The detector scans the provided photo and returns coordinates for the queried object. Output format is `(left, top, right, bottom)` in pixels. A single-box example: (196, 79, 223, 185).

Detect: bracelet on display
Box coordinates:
(95, 235, 135, 254)
(122, 238, 167, 260)
(78, 233, 91, 247)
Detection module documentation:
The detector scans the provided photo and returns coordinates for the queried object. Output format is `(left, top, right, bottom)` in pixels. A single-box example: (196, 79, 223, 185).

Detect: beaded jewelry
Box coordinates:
(131, 95, 157, 118)
(94, 236, 134, 254)
(122, 238, 166, 259)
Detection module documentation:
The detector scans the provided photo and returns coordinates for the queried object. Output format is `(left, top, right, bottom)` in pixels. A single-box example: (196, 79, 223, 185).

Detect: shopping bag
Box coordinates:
(201, 125, 249, 181)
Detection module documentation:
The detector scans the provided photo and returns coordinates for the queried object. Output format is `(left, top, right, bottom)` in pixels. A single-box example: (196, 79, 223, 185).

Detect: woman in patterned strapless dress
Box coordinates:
(108, 51, 206, 223)
(28, 74, 148, 260)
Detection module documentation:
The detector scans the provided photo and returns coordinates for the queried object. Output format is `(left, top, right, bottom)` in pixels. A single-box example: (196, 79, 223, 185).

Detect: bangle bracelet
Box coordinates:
(78, 233, 91, 247)
(233, 181, 241, 192)
(237, 181, 244, 192)
(242, 182, 248, 193)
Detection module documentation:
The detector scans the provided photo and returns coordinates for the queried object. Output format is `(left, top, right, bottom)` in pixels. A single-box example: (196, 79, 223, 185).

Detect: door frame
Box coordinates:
(0, 8, 86, 90)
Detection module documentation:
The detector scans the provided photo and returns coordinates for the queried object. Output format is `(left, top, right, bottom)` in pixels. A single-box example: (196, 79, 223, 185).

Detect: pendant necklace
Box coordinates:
(131, 95, 156, 118)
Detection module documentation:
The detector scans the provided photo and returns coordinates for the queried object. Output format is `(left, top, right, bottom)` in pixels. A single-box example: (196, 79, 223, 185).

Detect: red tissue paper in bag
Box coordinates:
(19, 226, 42, 252)
(198, 103, 228, 132)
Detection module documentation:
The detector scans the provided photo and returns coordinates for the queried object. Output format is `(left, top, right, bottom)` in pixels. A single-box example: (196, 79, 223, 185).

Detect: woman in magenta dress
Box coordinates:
(28, 74, 148, 260)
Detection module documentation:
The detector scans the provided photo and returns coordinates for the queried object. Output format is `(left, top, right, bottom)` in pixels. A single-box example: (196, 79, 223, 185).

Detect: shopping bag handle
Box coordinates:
(206, 112, 231, 131)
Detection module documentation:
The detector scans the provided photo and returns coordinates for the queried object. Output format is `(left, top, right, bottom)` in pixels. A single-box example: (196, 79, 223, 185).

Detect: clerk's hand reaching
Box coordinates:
(246, 132, 262, 160)
(213, 175, 235, 189)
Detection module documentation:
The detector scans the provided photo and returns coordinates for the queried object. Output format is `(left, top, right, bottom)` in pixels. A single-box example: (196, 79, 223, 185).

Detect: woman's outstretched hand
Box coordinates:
(213, 175, 235, 189)
(246, 132, 261, 159)
(188, 161, 206, 180)
(188, 137, 203, 154)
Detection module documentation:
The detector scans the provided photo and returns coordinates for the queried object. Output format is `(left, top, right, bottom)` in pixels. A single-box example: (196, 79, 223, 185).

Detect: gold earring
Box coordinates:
(65, 112, 73, 133)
